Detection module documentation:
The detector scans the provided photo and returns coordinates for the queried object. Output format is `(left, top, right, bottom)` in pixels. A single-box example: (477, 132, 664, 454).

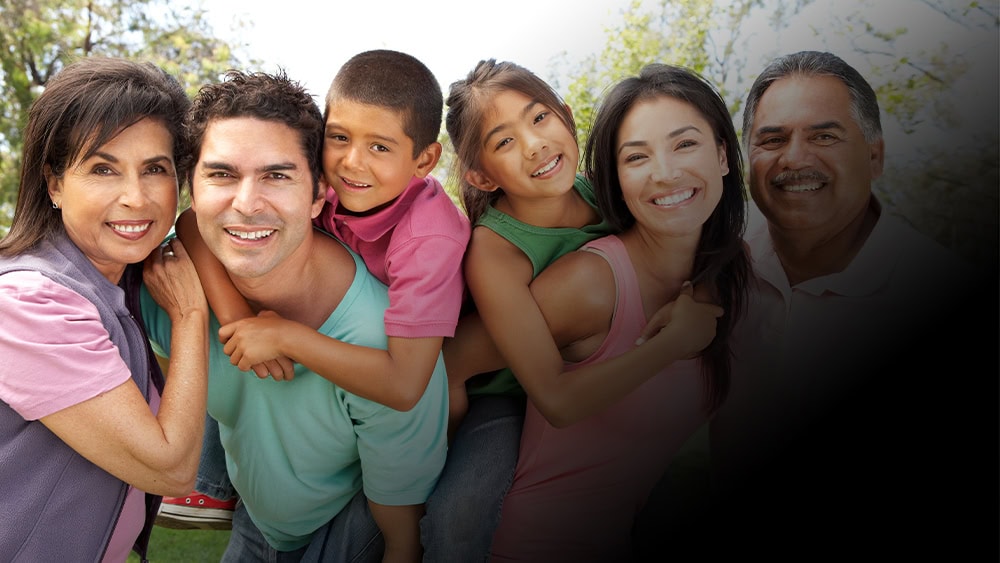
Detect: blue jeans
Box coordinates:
(195, 413, 236, 500)
(222, 489, 384, 563)
(420, 394, 525, 563)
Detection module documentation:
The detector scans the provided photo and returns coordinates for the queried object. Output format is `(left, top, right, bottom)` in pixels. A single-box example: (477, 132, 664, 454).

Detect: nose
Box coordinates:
(778, 136, 814, 169)
(119, 173, 151, 208)
(650, 153, 682, 183)
(342, 143, 363, 170)
(521, 130, 547, 159)
(231, 178, 264, 216)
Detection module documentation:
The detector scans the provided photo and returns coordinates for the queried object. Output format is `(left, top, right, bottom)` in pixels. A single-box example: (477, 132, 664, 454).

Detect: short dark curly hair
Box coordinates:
(185, 69, 325, 199)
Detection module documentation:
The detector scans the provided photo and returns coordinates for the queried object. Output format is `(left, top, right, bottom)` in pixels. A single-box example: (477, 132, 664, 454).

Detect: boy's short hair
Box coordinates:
(326, 50, 443, 158)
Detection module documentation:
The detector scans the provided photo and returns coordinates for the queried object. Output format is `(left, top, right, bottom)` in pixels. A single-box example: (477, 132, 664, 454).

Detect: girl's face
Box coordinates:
(616, 96, 728, 239)
(466, 89, 579, 201)
(47, 117, 179, 283)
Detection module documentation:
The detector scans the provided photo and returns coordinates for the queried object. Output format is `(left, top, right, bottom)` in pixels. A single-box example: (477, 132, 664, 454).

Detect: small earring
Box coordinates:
(51, 201, 59, 209)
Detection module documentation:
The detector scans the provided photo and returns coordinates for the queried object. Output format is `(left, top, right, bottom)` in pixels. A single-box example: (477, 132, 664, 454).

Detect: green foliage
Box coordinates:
(559, 0, 997, 268)
(562, 0, 770, 150)
(0, 0, 257, 222)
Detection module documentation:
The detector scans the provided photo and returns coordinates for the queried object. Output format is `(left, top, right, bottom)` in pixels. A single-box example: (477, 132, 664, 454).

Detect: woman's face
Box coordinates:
(615, 96, 728, 239)
(48, 117, 178, 282)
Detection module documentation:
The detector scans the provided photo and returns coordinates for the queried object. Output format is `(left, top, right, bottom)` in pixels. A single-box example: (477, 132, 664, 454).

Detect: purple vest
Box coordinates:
(0, 232, 164, 562)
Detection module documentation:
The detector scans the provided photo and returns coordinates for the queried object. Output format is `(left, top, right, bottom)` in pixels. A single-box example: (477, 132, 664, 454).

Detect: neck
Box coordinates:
(498, 188, 598, 229)
(620, 227, 700, 308)
(231, 231, 351, 329)
(770, 198, 879, 286)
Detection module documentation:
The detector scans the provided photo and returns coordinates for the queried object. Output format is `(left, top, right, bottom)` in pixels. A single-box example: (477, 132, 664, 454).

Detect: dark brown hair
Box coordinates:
(584, 63, 750, 412)
(1, 56, 189, 256)
(445, 59, 576, 224)
(326, 49, 443, 158)
(185, 69, 325, 200)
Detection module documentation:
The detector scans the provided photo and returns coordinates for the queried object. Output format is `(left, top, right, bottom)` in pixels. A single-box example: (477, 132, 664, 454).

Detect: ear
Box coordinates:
(718, 141, 730, 177)
(413, 141, 443, 179)
(44, 164, 62, 207)
(869, 137, 885, 180)
(464, 169, 500, 193)
(312, 177, 330, 219)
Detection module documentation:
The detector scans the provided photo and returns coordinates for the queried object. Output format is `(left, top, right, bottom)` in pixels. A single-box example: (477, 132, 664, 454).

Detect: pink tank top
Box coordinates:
(490, 235, 708, 562)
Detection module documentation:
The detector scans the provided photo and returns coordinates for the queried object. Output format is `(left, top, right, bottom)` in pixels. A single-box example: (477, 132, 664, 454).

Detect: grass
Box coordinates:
(127, 527, 230, 562)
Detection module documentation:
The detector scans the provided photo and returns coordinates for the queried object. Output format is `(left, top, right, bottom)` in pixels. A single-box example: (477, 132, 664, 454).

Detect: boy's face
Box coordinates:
(322, 98, 437, 214)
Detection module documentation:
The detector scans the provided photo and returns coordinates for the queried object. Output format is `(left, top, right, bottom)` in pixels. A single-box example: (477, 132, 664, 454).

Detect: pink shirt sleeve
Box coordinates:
(0, 271, 133, 420)
(384, 233, 467, 338)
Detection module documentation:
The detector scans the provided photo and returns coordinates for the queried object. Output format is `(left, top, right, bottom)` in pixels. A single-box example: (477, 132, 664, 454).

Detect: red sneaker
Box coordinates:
(155, 492, 236, 530)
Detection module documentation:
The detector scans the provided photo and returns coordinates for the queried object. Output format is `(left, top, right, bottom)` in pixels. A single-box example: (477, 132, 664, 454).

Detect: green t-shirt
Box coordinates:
(141, 243, 448, 551)
(468, 174, 615, 397)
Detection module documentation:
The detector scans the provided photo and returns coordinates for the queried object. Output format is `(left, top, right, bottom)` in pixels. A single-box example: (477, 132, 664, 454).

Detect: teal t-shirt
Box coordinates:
(141, 244, 448, 551)
(468, 174, 615, 397)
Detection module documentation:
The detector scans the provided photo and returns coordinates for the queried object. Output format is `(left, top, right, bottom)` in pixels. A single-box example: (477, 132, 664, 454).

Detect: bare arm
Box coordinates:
(175, 208, 293, 379)
(39, 240, 209, 496)
(219, 314, 441, 411)
(368, 501, 423, 563)
(467, 230, 721, 429)
(526, 251, 722, 427)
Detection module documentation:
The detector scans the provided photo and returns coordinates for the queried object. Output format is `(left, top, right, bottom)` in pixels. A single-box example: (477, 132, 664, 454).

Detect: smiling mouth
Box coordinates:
(653, 188, 696, 207)
(225, 228, 274, 241)
(531, 156, 560, 177)
(777, 182, 824, 193)
(110, 223, 151, 234)
(341, 177, 371, 189)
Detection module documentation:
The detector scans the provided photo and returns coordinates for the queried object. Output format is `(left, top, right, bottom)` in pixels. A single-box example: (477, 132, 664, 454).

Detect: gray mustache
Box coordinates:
(771, 170, 830, 186)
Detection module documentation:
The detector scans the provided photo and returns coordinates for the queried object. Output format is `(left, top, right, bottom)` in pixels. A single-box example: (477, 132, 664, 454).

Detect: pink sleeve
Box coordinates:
(383, 234, 467, 338)
(0, 271, 132, 420)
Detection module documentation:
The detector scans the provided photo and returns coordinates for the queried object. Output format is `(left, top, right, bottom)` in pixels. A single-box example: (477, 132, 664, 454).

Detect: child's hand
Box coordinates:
(219, 310, 297, 380)
(636, 281, 721, 346)
(646, 282, 724, 359)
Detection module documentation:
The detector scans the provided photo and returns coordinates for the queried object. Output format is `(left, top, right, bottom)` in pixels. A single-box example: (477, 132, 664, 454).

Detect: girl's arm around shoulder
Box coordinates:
(528, 250, 617, 362)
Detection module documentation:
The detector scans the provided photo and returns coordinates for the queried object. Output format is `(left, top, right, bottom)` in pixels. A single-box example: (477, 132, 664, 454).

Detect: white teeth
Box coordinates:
(111, 223, 150, 233)
(531, 156, 560, 177)
(779, 183, 823, 193)
(344, 179, 370, 188)
(653, 188, 695, 207)
(226, 229, 274, 241)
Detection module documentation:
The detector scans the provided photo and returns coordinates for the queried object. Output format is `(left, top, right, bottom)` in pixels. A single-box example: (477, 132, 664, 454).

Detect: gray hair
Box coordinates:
(742, 51, 882, 146)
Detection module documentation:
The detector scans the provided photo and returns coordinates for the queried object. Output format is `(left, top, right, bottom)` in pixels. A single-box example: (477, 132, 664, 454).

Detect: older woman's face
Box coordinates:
(48, 118, 178, 282)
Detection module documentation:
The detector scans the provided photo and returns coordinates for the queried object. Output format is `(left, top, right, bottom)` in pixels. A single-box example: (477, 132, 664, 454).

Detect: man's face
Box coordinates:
(191, 117, 324, 281)
(747, 74, 883, 239)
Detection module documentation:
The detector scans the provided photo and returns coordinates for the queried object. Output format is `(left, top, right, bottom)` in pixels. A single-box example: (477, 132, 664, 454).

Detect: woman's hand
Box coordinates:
(143, 239, 208, 322)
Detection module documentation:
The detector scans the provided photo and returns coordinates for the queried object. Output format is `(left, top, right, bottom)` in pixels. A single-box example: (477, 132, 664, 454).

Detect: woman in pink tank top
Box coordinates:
(489, 64, 751, 562)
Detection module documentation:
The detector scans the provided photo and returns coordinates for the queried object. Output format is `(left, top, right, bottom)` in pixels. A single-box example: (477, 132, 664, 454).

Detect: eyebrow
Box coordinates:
(200, 161, 299, 174)
(482, 98, 543, 147)
(617, 125, 704, 155)
(754, 121, 847, 137)
(325, 122, 400, 147)
(90, 151, 172, 165)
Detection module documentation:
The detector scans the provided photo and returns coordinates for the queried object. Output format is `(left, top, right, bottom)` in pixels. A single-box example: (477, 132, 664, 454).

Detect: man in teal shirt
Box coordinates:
(142, 70, 448, 562)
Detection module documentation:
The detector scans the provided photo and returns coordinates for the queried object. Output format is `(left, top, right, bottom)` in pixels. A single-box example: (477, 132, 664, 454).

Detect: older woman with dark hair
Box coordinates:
(0, 57, 209, 562)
